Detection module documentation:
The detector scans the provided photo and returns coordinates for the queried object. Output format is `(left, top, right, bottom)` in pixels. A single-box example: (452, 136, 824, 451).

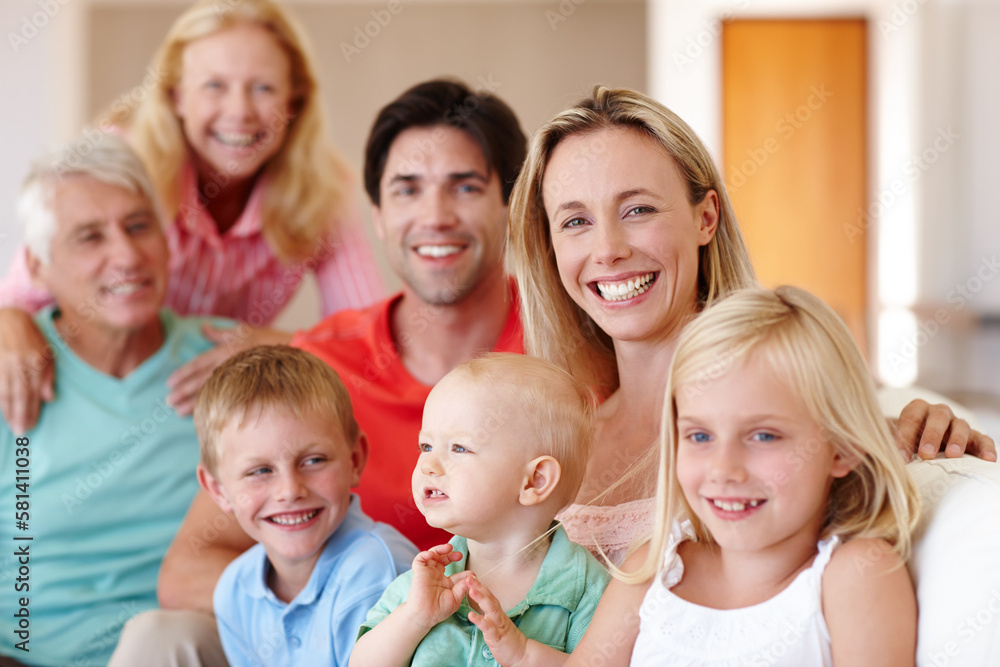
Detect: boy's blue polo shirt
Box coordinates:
(214, 495, 417, 667)
(358, 524, 610, 664)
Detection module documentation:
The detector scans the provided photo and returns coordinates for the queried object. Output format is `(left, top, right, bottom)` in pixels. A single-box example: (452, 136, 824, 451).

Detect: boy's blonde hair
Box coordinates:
(450, 353, 596, 507)
(195, 345, 359, 476)
(109, 0, 351, 263)
(626, 286, 920, 583)
(507, 86, 756, 394)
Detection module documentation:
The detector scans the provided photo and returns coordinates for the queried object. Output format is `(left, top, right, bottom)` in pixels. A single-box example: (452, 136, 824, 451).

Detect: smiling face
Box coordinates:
(543, 127, 719, 346)
(172, 22, 293, 187)
(28, 176, 168, 340)
(201, 408, 365, 575)
(373, 125, 508, 306)
(673, 353, 854, 555)
(413, 372, 535, 542)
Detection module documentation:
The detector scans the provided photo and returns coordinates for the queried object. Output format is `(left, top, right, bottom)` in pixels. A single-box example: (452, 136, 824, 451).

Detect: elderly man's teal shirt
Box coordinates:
(0, 308, 226, 667)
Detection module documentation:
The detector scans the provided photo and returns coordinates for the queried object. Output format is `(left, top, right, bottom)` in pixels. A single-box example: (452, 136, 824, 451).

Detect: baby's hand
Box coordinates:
(405, 544, 473, 630)
(468, 576, 529, 666)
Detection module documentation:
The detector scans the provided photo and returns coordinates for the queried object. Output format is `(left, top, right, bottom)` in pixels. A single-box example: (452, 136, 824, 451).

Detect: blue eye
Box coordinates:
(451, 444, 469, 454)
(418, 443, 431, 453)
(248, 466, 272, 476)
(457, 183, 482, 194)
(752, 432, 778, 443)
(303, 456, 325, 466)
(688, 432, 711, 444)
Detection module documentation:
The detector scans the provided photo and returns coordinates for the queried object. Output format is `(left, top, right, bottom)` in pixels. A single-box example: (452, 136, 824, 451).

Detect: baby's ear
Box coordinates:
(197, 463, 234, 514)
(519, 456, 562, 507)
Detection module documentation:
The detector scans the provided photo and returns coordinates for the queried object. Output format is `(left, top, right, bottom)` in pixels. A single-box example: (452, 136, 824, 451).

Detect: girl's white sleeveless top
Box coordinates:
(630, 523, 837, 666)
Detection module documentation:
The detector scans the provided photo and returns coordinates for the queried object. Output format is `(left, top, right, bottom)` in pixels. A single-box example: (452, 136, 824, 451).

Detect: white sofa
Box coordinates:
(908, 456, 1000, 666)
(878, 386, 1000, 666)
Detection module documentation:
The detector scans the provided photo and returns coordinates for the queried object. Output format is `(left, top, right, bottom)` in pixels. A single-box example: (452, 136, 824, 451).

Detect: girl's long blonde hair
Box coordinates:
(507, 86, 756, 393)
(106, 0, 350, 262)
(625, 286, 920, 584)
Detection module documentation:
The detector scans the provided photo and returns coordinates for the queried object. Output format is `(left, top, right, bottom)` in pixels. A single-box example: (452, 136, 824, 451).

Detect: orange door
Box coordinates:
(722, 19, 868, 349)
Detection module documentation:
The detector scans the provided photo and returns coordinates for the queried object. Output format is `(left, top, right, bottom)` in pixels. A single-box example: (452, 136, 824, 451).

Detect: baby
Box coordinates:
(351, 353, 611, 666)
(195, 345, 417, 666)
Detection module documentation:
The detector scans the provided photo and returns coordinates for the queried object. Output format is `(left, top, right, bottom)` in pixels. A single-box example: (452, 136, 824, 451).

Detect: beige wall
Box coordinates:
(87, 1, 646, 328)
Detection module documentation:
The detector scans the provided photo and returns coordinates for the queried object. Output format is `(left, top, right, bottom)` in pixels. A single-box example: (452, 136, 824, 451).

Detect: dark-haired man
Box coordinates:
(291, 79, 527, 551)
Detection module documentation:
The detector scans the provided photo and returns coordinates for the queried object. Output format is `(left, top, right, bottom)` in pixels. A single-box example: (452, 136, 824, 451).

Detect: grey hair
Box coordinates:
(18, 132, 161, 264)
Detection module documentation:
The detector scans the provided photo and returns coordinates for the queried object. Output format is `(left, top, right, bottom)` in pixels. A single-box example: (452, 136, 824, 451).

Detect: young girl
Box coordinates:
(0, 0, 384, 427)
(622, 285, 920, 665)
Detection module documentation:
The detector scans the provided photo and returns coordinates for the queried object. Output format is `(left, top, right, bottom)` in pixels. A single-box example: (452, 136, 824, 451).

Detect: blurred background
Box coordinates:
(1, 0, 998, 428)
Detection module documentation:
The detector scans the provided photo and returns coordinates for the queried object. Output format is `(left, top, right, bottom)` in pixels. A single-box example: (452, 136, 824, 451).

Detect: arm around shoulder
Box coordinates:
(0, 307, 53, 435)
(823, 537, 917, 667)
(166, 323, 292, 416)
(0, 246, 54, 312)
(158, 489, 256, 614)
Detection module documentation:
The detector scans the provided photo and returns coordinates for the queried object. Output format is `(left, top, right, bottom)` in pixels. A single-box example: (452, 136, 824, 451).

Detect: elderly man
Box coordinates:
(0, 135, 226, 667)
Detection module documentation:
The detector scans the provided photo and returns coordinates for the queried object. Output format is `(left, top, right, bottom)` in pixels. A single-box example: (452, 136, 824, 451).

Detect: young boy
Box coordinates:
(351, 353, 611, 666)
(195, 346, 418, 667)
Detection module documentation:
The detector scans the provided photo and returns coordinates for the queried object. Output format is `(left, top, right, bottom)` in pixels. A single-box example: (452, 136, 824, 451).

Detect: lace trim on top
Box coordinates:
(558, 498, 655, 567)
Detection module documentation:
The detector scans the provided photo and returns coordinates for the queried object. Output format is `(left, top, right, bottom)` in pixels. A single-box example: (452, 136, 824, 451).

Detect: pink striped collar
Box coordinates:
(178, 158, 267, 246)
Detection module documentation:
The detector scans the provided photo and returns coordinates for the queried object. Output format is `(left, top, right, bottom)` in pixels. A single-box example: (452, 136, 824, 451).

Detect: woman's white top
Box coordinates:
(630, 523, 837, 666)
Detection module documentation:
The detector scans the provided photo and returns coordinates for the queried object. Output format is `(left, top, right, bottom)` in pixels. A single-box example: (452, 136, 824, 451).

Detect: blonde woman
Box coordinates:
(507, 86, 995, 567)
(0, 0, 383, 429)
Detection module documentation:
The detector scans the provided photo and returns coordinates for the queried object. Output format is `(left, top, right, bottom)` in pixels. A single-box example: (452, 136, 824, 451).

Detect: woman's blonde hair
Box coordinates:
(507, 86, 756, 392)
(624, 286, 920, 584)
(107, 0, 350, 262)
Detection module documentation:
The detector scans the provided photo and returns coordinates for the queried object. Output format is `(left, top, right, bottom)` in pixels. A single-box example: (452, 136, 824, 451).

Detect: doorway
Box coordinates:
(722, 18, 868, 348)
